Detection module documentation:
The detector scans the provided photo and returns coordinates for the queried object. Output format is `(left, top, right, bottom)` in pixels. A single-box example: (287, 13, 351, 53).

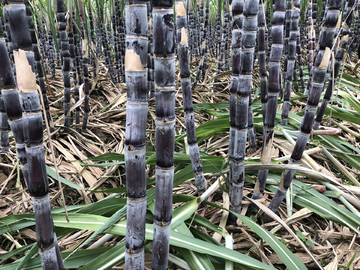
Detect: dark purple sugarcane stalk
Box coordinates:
(5, 2, 64, 268)
(113, 2, 120, 83)
(258, 2, 267, 125)
(307, 0, 315, 72)
(47, 28, 56, 79)
(26, 0, 53, 132)
(224, 0, 230, 71)
(81, 40, 90, 131)
(313, 0, 318, 41)
(56, 0, 72, 127)
(0, 13, 28, 184)
(229, 0, 258, 220)
(192, 1, 200, 63)
(283, 0, 292, 96)
(349, 1, 360, 57)
(70, 13, 80, 125)
(266, 4, 272, 62)
(214, 2, 229, 83)
(187, 0, 193, 62)
(215, 1, 221, 57)
(281, 2, 299, 125)
(193, 0, 205, 89)
(120, 16, 126, 82)
(176, 0, 207, 195)
(202, 0, 209, 81)
(254, 0, 286, 201)
(3, 8, 15, 65)
(152, 0, 175, 268)
(0, 19, 10, 153)
(17, 48, 63, 269)
(148, 2, 155, 98)
(124, 1, 148, 268)
(314, 0, 355, 130)
(264, 0, 342, 221)
(295, 3, 306, 94)
(228, 0, 243, 218)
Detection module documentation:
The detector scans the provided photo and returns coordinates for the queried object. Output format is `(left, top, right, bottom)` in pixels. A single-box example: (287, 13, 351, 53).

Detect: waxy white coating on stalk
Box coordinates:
(32, 194, 59, 269)
(152, 223, 171, 267)
(14, 49, 36, 94)
(126, 197, 147, 249)
(39, 245, 58, 269)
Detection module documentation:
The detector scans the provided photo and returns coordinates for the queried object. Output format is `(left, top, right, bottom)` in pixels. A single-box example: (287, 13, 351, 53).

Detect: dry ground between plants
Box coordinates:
(1, 53, 360, 269)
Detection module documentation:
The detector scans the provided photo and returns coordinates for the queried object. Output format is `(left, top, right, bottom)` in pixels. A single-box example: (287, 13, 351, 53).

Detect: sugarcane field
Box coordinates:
(2, 0, 360, 269)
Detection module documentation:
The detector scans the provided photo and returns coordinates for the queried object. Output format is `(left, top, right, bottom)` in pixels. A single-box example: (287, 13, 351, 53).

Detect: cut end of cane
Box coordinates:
(180, 27, 188, 45)
(319, 47, 331, 69)
(82, 38, 89, 57)
(336, 14, 342, 29)
(125, 49, 145, 71)
(342, 35, 349, 42)
(14, 49, 36, 94)
(175, 1, 186, 17)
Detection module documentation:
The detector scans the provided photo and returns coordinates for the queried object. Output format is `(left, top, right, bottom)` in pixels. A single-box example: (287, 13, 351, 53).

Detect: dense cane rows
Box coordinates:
(2, 0, 360, 269)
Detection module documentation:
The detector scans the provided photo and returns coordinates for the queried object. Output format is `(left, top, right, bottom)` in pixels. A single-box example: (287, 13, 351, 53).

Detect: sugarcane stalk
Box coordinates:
(348, 2, 360, 57)
(258, 2, 267, 125)
(152, 0, 175, 268)
(283, 0, 292, 93)
(281, 2, 299, 125)
(247, 94, 257, 154)
(228, 0, 243, 218)
(193, 0, 205, 89)
(229, 0, 258, 220)
(314, 0, 355, 130)
(312, 0, 318, 41)
(254, 0, 286, 201)
(114, 1, 120, 83)
(27, 1, 54, 132)
(148, 5, 155, 99)
(124, 1, 148, 268)
(6, 2, 63, 268)
(0, 19, 9, 152)
(176, 0, 206, 195)
(15, 48, 62, 270)
(264, 0, 342, 221)
(214, 1, 229, 83)
(214, 3, 221, 58)
(56, 0, 72, 127)
(0, 5, 28, 190)
(202, 0, 210, 82)
(296, 22, 306, 93)
(81, 39, 90, 131)
(47, 26, 56, 79)
(224, 1, 231, 72)
(187, 0, 195, 62)
(307, 0, 315, 72)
